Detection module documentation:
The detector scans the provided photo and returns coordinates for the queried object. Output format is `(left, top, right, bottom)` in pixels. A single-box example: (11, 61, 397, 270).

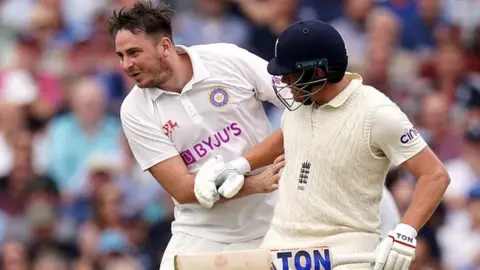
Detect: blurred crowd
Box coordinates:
(0, 0, 479, 269)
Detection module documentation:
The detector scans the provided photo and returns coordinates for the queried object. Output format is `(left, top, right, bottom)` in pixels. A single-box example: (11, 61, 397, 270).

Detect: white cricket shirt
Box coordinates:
(120, 43, 286, 242)
(268, 73, 427, 246)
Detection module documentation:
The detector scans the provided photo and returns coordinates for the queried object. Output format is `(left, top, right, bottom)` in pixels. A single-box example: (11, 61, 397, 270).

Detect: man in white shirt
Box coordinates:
(107, 2, 285, 270)
(199, 20, 450, 270)
(108, 2, 402, 269)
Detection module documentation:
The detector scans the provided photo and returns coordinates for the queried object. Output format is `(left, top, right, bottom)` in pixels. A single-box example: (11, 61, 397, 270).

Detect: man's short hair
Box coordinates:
(107, 1, 175, 40)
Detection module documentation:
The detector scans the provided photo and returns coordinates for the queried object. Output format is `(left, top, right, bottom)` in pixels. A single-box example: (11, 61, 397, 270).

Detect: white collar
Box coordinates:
(146, 45, 211, 101)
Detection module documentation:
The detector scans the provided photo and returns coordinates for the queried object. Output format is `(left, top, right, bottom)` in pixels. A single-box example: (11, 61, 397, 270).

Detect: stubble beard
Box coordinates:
(149, 53, 173, 89)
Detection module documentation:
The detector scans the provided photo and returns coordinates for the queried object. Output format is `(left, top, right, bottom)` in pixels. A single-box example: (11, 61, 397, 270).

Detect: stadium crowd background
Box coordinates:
(0, 0, 479, 269)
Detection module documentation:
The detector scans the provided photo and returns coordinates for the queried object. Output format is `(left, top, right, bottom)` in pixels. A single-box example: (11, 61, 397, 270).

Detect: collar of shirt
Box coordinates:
(147, 45, 211, 101)
(324, 72, 363, 108)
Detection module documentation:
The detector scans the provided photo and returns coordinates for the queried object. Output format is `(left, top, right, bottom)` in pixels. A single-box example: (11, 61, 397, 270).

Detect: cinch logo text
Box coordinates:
(274, 249, 331, 270)
(400, 127, 419, 144)
(180, 122, 242, 165)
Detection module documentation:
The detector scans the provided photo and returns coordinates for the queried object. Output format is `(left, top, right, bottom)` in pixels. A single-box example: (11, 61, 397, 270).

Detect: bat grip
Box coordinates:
(332, 253, 376, 267)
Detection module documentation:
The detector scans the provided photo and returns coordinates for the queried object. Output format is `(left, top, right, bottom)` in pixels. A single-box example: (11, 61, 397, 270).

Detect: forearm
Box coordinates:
(217, 174, 263, 202)
(164, 174, 198, 204)
(245, 129, 284, 170)
(401, 171, 450, 231)
(179, 173, 260, 204)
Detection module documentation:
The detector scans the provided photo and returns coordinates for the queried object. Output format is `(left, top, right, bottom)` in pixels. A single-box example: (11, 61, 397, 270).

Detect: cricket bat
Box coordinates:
(174, 246, 376, 270)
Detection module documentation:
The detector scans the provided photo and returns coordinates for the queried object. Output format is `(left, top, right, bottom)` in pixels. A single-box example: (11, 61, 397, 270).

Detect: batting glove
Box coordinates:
(194, 156, 250, 208)
(193, 156, 226, 208)
(374, 223, 417, 270)
(217, 157, 251, 198)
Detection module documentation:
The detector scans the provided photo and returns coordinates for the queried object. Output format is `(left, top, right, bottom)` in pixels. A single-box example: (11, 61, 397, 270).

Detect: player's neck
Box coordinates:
(312, 77, 350, 105)
(160, 53, 193, 93)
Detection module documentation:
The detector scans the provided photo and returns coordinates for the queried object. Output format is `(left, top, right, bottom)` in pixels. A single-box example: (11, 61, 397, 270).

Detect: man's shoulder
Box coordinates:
(189, 43, 244, 57)
(189, 43, 261, 79)
(190, 43, 252, 67)
(120, 85, 149, 117)
(358, 84, 397, 110)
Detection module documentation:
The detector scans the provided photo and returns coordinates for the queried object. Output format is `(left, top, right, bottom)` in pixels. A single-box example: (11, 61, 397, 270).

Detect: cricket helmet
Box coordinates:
(268, 20, 348, 110)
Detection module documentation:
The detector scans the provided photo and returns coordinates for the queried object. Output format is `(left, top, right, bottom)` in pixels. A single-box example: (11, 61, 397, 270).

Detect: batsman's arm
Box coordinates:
(244, 129, 284, 171)
(220, 154, 284, 201)
(399, 147, 450, 230)
(371, 104, 450, 232)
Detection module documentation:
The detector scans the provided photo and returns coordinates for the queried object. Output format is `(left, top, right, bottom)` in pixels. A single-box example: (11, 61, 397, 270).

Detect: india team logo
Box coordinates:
(209, 86, 230, 108)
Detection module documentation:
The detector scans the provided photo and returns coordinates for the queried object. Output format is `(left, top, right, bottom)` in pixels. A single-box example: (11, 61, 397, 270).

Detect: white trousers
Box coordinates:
(159, 232, 263, 270)
(260, 227, 380, 270)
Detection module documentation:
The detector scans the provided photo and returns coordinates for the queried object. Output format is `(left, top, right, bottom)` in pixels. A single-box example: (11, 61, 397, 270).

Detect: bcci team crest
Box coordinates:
(209, 87, 230, 108)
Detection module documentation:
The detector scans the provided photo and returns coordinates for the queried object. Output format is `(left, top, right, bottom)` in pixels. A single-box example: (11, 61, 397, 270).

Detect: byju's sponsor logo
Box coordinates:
(400, 127, 420, 144)
(180, 122, 242, 165)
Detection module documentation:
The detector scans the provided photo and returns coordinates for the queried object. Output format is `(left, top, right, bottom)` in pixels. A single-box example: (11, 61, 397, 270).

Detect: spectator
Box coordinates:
(417, 92, 462, 162)
(465, 82, 480, 125)
(45, 75, 122, 191)
(32, 250, 69, 270)
(443, 125, 480, 216)
(104, 255, 143, 270)
(363, 7, 419, 105)
(438, 184, 480, 269)
(297, 0, 344, 22)
(377, 0, 418, 23)
(0, 239, 29, 270)
(330, 0, 374, 72)
(22, 176, 78, 262)
(399, 0, 447, 57)
(233, 0, 298, 61)
(173, 0, 250, 48)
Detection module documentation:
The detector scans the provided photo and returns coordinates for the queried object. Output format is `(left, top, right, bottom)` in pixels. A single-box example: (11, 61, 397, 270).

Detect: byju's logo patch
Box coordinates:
(180, 122, 243, 166)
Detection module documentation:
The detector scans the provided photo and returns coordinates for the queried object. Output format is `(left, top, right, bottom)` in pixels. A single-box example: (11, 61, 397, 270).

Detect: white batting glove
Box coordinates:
(193, 156, 228, 208)
(374, 223, 417, 270)
(217, 157, 251, 198)
(194, 156, 251, 208)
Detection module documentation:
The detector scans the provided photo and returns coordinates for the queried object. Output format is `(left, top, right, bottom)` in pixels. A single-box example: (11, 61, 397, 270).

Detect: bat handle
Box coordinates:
(332, 253, 376, 267)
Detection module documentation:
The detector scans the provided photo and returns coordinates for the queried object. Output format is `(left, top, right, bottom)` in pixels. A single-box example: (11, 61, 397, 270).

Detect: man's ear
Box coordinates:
(157, 37, 174, 57)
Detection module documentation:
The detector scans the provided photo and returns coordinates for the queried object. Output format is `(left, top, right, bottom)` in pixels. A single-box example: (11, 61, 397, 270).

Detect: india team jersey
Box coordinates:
(268, 73, 427, 244)
(120, 43, 285, 243)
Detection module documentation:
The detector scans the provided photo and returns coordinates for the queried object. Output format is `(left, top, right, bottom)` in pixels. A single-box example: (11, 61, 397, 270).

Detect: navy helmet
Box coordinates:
(268, 20, 348, 110)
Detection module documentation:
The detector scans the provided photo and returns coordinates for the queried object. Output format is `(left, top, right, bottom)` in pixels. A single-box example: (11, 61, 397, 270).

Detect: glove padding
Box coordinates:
(193, 156, 250, 208)
(374, 223, 417, 270)
(218, 157, 251, 198)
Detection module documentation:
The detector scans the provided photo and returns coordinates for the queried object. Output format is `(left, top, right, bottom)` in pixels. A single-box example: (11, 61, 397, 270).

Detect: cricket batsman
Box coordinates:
(195, 20, 450, 269)
(108, 2, 287, 270)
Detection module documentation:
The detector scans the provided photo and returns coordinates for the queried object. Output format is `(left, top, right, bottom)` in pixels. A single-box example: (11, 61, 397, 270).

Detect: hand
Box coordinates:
(216, 157, 251, 198)
(194, 156, 251, 208)
(193, 156, 231, 208)
(244, 154, 285, 194)
(374, 223, 417, 270)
